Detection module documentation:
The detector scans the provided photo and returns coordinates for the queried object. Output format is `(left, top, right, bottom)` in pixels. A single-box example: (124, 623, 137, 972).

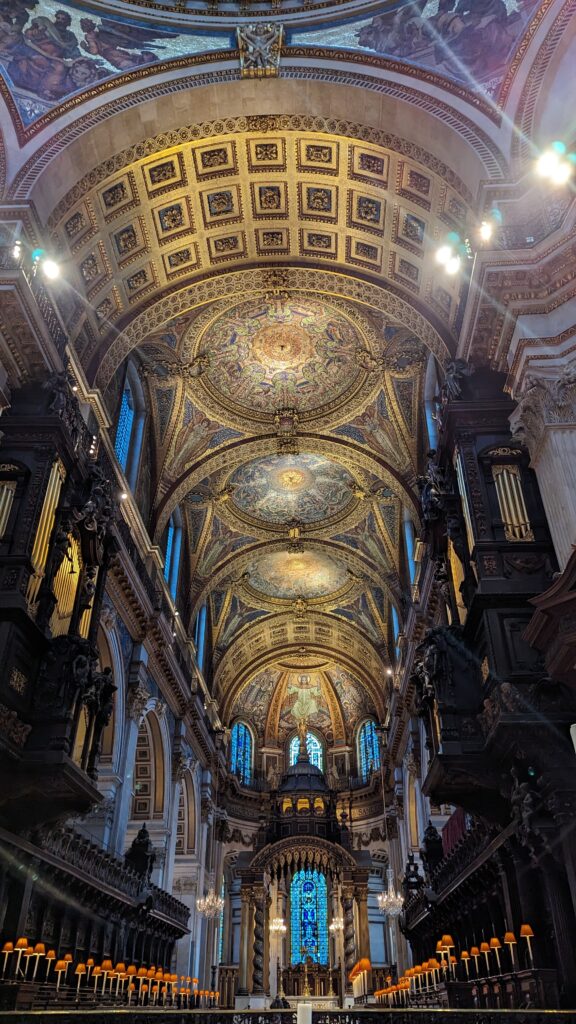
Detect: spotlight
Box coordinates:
(386, 668, 393, 677)
(445, 255, 461, 275)
(12, 239, 22, 260)
(41, 258, 60, 280)
(536, 142, 574, 185)
(174, 611, 179, 617)
(479, 220, 493, 242)
(435, 245, 453, 265)
(119, 491, 128, 501)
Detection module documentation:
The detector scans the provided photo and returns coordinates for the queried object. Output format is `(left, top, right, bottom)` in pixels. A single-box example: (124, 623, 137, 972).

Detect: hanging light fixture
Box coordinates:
(377, 868, 404, 917)
(269, 918, 287, 935)
(196, 887, 225, 918)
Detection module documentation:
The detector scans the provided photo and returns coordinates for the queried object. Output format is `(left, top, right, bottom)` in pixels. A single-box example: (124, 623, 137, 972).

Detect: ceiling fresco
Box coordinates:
(189, 294, 369, 423)
(0, 0, 542, 131)
(228, 453, 355, 527)
(244, 549, 350, 602)
(228, 661, 378, 746)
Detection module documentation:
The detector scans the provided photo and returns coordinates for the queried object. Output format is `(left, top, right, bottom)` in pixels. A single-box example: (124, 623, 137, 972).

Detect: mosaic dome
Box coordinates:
(196, 295, 368, 421)
(246, 549, 349, 600)
(229, 453, 355, 526)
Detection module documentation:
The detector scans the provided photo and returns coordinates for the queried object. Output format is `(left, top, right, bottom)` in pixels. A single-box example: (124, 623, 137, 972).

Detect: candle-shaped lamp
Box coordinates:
(1, 942, 13, 978)
(460, 950, 470, 979)
(489, 937, 502, 972)
(520, 924, 534, 966)
(32, 943, 45, 981)
(14, 937, 28, 977)
(504, 932, 517, 969)
(75, 964, 86, 997)
(54, 960, 67, 992)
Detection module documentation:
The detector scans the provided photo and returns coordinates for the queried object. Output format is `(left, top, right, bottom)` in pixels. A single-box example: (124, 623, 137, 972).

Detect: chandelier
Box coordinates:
(269, 917, 287, 935)
(329, 917, 344, 934)
(377, 867, 404, 917)
(196, 888, 225, 918)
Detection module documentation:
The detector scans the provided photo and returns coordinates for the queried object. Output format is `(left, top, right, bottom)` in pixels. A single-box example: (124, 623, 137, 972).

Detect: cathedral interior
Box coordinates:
(0, 0, 575, 1019)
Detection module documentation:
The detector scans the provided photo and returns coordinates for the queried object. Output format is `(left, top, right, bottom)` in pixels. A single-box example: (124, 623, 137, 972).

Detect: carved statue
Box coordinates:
(402, 852, 424, 897)
(420, 821, 444, 876)
(441, 359, 474, 402)
(125, 823, 156, 880)
(43, 370, 83, 451)
(417, 452, 448, 523)
(237, 23, 283, 77)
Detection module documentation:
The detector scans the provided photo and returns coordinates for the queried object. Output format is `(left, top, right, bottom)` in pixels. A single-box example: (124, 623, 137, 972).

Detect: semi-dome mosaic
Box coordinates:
(193, 295, 369, 422)
(246, 549, 349, 601)
(228, 453, 355, 526)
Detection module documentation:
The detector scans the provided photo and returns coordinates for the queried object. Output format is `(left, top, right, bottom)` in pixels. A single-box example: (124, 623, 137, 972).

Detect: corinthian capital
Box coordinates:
(510, 365, 576, 453)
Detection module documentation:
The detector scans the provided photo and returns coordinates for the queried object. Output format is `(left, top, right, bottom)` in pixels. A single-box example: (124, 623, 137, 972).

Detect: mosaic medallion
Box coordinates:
(193, 294, 373, 425)
(246, 549, 349, 601)
(229, 453, 355, 526)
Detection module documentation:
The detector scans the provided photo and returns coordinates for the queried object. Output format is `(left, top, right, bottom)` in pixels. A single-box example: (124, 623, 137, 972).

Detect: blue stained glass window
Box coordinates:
(290, 869, 328, 966)
(164, 518, 174, 583)
(230, 721, 252, 785)
(217, 880, 225, 964)
(289, 732, 323, 771)
(358, 719, 381, 782)
(115, 386, 134, 471)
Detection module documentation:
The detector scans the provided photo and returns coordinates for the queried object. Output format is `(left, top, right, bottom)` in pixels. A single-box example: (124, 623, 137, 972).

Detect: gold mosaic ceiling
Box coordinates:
(51, 127, 470, 346)
(58, 125, 455, 707)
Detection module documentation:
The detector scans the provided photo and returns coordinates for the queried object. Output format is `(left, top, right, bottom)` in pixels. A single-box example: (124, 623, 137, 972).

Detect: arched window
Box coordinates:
(358, 719, 381, 782)
(424, 354, 440, 449)
(114, 364, 145, 490)
(403, 513, 417, 585)
(164, 508, 182, 599)
(290, 869, 328, 965)
(230, 721, 252, 785)
(391, 604, 401, 658)
(194, 604, 207, 673)
(289, 731, 323, 771)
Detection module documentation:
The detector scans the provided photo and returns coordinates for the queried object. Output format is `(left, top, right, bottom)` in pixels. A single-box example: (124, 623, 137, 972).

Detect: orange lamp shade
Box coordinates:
(436, 940, 445, 951)
(520, 924, 534, 938)
(450, 956, 457, 965)
(129, 984, 136, 993)
(490, 937, 501, 949)
(87, 959, 94, 967)
(92, 967, 102, 976)
(2, 943, 13, 953)
(442, 934, 455, 947)
(461, 951, 470, 960)
(504, 932, 517, 944)
(127, 966, 137, 977)
(155, 970, 163, 980)
(55, 960, 67, 972)
(137, 967, 147, 978)
(142, 984, 148, 993)
(101, 959, 112, 971)
(358, 957, 372, 971)
(480, 942, 490, 953)
(470, 946, 480, 956)
(75, 964, 86, 975)
(192, 977, 199, 984)
(64, 953, 73, 963)
(34, 944, 45, 955)
(116, 963, 126, 973)
(24, 947, 34, 956)
(15, 938, 28, 950)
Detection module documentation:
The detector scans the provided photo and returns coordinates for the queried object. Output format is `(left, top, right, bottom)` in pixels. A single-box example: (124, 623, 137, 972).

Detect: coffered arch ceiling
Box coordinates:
(50, 125, 470, 368)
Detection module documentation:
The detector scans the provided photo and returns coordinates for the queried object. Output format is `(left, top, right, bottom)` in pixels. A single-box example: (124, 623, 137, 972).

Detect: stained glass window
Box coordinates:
(230, 721, 252, 785)
(358, 719, 381, 782)
(289, 731, 323, 771)
(290, 869, 328, 966)
(217, 879, 225, 964)
(115, 385, 134, 471)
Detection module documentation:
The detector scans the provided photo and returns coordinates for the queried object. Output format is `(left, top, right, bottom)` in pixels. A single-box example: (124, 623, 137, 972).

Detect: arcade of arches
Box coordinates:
(0, 0, 575, 1017)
